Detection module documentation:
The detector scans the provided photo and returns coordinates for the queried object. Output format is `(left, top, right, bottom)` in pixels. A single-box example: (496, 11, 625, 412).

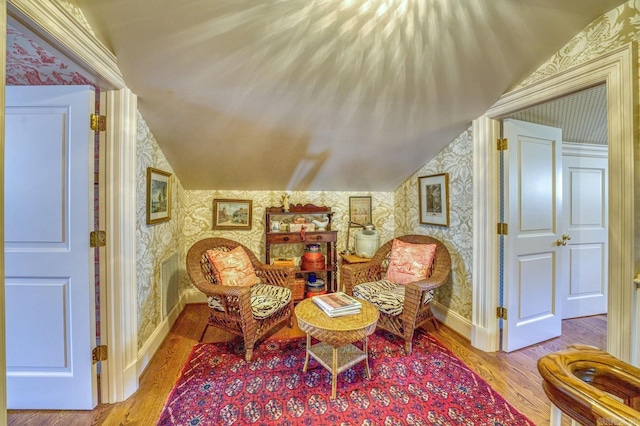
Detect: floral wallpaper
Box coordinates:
(136, 113, 185, 349)
(515, 2, 638, 90)
(180, 191, 395, 288)
(6, 26, 92, 86)
(394, 129, 474, 320)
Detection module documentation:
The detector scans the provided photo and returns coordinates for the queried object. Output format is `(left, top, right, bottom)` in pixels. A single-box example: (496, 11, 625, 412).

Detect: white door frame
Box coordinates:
(472, 43, 637, 362)
(2, 0, 140, 410)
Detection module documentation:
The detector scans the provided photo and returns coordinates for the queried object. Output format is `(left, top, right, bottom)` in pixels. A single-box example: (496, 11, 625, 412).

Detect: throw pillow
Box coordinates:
(206, 246, 259, 287)
(385, 239, 437, 285)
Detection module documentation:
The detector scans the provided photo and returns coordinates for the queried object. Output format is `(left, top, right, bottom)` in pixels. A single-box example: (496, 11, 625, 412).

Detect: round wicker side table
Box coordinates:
(295, 297, 379, 399)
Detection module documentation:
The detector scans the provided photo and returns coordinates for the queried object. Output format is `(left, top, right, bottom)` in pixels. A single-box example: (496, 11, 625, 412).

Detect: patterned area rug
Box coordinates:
(158, 330, 533, 425)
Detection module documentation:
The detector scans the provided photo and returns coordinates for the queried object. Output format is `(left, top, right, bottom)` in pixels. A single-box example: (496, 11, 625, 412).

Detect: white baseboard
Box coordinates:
(136, 294, 188, 377)
(135, 288, 207, 378)
(432, 301, 472, 340)
(185, 288, 207, 304)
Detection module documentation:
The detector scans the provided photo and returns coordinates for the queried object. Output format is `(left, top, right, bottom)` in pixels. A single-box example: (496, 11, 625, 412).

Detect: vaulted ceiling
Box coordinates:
(75, 0, 625, 191)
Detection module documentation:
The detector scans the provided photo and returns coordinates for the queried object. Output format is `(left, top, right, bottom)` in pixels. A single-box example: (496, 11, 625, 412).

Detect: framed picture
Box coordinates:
(419, 173, 450, 226)
(146, 167, 172, 224)
(213, 199, 253, 230)
(349, 196, 372, 225)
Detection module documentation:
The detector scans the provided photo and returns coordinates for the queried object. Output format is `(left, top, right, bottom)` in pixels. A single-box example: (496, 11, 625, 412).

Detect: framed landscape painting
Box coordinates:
(213, 199, 253, 230)
(146, 167, 172, 224)
(419, 173, 449, 226)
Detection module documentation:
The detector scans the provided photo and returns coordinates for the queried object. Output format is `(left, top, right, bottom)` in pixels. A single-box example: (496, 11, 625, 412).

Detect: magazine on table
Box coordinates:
(312, 292, 361, 317)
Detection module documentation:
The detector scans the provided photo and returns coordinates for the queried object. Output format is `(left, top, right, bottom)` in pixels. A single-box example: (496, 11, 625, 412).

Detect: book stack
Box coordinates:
(272, 257, 295, 267)
(312, 292, 362, 317)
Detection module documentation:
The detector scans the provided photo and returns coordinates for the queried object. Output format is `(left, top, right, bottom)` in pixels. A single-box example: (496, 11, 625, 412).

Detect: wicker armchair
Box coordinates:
(186, 238, 296, 361)
(342, 235, 451, 355)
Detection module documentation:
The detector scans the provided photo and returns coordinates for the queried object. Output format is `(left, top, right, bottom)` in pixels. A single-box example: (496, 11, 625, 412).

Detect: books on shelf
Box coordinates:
(272, 257, 295, 267)
(312, 292, 362, 317)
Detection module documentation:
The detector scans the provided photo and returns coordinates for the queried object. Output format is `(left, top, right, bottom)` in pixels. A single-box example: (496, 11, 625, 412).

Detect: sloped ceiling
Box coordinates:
(75, 0, 624, 191)
(510, 84, 608, 145)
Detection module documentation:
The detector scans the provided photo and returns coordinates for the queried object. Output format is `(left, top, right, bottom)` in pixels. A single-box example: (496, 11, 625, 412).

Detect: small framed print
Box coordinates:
(213, 199, 253, 230)
(349, 196, 372, 225)
(146, 167, 172, 224)
(419, 173, 449, 227)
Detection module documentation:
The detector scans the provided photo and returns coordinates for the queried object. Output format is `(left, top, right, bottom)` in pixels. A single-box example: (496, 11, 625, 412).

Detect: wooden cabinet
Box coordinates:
(265, 204, 338, 298)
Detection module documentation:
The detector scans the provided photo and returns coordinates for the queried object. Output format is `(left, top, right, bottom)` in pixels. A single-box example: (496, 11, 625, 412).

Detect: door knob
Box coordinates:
(556, 239, 567, 246)
(561, 234, 572, 240)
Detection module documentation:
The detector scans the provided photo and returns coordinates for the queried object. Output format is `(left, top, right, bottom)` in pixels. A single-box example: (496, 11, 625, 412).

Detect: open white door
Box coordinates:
(502, 119, 563, 352)
(5, 85, 97, 409)
(561, 146, 608, 319)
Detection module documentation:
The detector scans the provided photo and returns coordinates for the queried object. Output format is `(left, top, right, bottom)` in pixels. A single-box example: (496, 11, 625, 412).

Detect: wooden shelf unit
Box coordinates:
(265, 204, 338, 297)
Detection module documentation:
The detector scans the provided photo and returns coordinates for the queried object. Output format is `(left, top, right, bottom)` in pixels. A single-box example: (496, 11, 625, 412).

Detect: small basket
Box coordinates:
(290, 276, 306, 300)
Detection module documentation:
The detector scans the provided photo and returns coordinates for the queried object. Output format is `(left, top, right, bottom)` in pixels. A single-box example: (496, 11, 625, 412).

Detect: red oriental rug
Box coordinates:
(157, 330, 534, 425)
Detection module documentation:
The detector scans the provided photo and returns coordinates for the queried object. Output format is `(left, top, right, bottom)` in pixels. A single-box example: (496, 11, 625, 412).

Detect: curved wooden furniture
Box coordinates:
(537, 344, 640, 426)
(186, 237, 295, 361)
(341, 234, 451, 355)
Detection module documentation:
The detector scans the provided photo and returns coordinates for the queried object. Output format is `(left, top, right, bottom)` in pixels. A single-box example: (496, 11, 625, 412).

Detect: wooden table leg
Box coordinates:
(303, 334, 311, 373)
(331, 346, 338, 400)
(363, 336, 371, 379)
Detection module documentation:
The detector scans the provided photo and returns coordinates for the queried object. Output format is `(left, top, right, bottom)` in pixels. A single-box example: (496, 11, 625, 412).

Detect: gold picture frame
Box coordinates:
(212, 199, 253, 230)
(146, 167, 172, 224)
(419, 173, 450, 226)
(349, 196, 372, 225)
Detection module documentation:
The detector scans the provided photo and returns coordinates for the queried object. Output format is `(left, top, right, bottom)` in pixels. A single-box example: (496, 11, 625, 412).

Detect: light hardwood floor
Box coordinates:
(8, 303, 606, 425)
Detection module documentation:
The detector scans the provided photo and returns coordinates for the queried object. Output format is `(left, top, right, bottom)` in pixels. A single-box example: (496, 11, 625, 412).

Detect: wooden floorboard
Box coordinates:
(8, 303, 607, 425)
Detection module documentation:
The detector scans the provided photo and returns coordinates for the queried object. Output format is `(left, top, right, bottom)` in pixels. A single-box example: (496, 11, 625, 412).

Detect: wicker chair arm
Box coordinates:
(402, 278, 443, 322)
(254, 264, 296, 288)
(406, 278, 446, 293)
(342, 262, 384, 295)
(199, 284, 250, 298)
(191, 281, 253, 316)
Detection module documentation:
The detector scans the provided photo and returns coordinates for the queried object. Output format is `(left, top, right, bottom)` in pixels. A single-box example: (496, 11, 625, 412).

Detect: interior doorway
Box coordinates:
(2, 3, 136, 406)
(501, 85, 608, 351)
(473, 43, 634, 361)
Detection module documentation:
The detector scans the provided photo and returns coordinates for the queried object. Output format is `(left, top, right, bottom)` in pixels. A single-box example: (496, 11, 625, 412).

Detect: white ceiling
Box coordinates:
(75, 0, 624, 191)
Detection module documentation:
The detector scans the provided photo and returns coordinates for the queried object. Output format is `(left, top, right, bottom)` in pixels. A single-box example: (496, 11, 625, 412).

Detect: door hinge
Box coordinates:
(90, 230, 106, 247)
(497, 223, 508, 235)
(92, 345, 108, 364)
(90, 114, 106, 132)
(497, 138, 508, 151)
(496, 306, 508, 319)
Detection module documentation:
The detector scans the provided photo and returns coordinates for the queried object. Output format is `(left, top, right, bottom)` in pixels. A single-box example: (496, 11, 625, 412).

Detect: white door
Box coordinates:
(5, 85, 97, 409)
(561, 145, 608, 319)
(503, 119, 563, 352)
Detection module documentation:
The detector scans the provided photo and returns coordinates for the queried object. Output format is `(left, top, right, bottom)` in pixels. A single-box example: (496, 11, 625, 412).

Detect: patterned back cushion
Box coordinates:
(385, 239, 437, 285)
(206, 246, 259, 287)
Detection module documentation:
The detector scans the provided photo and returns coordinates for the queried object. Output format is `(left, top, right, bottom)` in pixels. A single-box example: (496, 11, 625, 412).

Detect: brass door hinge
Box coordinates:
(497, 223, 508, 235)
(90, 230, 106, 247)
(496, 307, 507, 319)
(91, 114, 106, 132)
(92, 345, 108, 364)
(497, 138, 508, 151)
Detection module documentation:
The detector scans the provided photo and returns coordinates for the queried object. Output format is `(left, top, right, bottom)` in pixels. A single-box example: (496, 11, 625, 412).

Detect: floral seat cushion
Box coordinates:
(208, 283, 292, 319)
(353, 279, 434, 316)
